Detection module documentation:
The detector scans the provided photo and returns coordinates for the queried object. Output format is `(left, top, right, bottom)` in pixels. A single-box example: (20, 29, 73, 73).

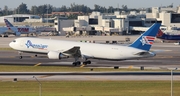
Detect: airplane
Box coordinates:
(156, 29, 180, 41)
(9, 23, 161, 66)
(0, 27, 14, 37)
(3, 19, 39, 37)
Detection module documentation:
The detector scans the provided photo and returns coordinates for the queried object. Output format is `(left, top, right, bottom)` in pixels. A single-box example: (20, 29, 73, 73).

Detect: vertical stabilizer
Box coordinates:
(4, 19, 14, 27)
(129, 23, 161, 51)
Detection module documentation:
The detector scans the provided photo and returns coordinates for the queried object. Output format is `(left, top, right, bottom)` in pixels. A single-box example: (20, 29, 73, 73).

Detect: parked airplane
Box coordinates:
(0, 27, 11, 37)
(9, 23, 161, 66)
(3, 19, 39, 37)
(156, 29, 180, 41)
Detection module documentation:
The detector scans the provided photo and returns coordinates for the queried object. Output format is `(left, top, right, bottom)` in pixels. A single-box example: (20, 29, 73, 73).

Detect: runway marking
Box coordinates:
(34, 63, 42, 66)
(129, 66, 134, 69)
(10, 56, 15, 58)
(80, 64, 86, 68)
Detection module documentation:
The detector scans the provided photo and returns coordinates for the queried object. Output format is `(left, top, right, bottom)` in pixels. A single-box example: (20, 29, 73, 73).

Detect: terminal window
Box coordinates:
(14, 17, 29, 22)
(89, 18, 98, 25)
(129, 21, 143, 26)
(171, 14, 180, 23)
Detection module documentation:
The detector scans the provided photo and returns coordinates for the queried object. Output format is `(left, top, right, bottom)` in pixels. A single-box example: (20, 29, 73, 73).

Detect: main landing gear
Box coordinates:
(72, 61, 81, 66)
(18, 51, 23, 59)
(83, 60, 91, 65)
(72, 55, 92, 66)
(18, 52, 38, 59)
(19, 56, 22, 59)
(72, 60, 91, 66)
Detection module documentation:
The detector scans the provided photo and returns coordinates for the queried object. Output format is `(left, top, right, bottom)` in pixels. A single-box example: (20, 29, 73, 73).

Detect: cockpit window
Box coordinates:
(12, 40, 16, 42)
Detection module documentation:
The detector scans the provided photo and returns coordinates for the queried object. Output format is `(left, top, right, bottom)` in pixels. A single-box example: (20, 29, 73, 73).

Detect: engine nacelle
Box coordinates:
(47, 51, 68, 59)
(14, 32, 21, 36)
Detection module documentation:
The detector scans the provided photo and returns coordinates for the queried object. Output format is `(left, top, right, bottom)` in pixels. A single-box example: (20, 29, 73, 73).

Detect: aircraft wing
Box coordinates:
(0, 29, 14, 35)
(62, 46, 81, 57)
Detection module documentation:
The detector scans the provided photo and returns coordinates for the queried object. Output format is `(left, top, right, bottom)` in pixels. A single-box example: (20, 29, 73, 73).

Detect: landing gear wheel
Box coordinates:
(72, 61, 81, 66)
(87, 60, 91, 64)
(83, 60, 91, 65)
(19, 56, 22, 59)
(83, 62, 87, 65)
(4, 35, 8, 37)
(76, 61, 81, 65)
(72, 62, 77, 66)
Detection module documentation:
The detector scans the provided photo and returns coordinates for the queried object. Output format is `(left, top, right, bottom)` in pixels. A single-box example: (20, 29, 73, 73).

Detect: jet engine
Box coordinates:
(47, 51, 68, 59)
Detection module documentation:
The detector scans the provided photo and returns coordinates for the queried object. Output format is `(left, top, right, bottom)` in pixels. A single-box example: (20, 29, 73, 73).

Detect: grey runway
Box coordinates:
(1, 72, 180, 75)
(1, 72, 180, 81)
(0, 56, 180, 68)
(0, 48, 180, 68)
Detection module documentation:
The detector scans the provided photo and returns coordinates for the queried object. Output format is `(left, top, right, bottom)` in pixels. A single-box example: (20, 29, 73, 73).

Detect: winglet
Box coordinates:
(129, 23, 161, 51)
(4, 19, 14, 27)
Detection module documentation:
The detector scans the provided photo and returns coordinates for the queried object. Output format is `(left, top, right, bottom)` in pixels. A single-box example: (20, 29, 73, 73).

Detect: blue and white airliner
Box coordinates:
(3, 19, 37, 37)
(9, 23, 161, 66)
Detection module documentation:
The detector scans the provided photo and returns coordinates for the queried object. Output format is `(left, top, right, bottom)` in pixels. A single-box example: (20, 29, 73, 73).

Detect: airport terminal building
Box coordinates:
(54, 5, 180, 36)
(54, 11, 147, 35)
(146, 6, 180, 29)
(0, 14, 41, 23)
(1, 5, 180, 36)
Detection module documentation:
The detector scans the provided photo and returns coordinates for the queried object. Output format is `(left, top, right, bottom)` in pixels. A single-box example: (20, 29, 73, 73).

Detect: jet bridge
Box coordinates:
(130, 26, 149, 31)
(95, 26, 120, 36)
(63, 26, 95, 36)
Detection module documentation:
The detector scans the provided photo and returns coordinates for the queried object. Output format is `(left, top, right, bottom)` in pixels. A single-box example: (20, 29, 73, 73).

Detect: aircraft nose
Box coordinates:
(9, 42, 13, 48)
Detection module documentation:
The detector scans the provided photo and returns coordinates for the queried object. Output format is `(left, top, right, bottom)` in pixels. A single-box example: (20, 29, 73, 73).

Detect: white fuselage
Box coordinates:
(0, 26, 35, 35)
(9, 37, 155, 61)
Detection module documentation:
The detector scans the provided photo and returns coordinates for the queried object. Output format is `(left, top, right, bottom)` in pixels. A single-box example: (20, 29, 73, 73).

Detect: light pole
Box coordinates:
(170, 68, 178, 96)
(18, 7, 19, 22)
(46, 5, 49, 26)
(33, 76, 42, 96)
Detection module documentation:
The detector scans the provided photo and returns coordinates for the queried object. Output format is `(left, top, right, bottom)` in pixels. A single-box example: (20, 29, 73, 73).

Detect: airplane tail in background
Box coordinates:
(156, 29, 166, 38)
(4, 19, 14, 27)
(129, 23, 161, 51)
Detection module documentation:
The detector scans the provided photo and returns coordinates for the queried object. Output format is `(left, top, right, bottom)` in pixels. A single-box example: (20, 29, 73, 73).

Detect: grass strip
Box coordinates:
(0, 81, 180, 96)
(0, 65, 171, 72)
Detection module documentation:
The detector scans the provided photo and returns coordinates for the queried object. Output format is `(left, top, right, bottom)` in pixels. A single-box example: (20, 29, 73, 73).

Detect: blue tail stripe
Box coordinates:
(129, 23, 161, 51)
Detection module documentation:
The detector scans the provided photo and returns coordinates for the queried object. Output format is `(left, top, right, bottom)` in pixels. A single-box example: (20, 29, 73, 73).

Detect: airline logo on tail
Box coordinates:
(4, 19, 30, 32)
(129, 23, 161, 51)
(25, 40, 48, 49)
(4, 19, 14, 27)
(140, 36, 155, 45)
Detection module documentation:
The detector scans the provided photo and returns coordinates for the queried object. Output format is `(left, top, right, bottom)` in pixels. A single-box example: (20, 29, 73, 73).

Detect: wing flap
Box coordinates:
(62, 46, 81, 57)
